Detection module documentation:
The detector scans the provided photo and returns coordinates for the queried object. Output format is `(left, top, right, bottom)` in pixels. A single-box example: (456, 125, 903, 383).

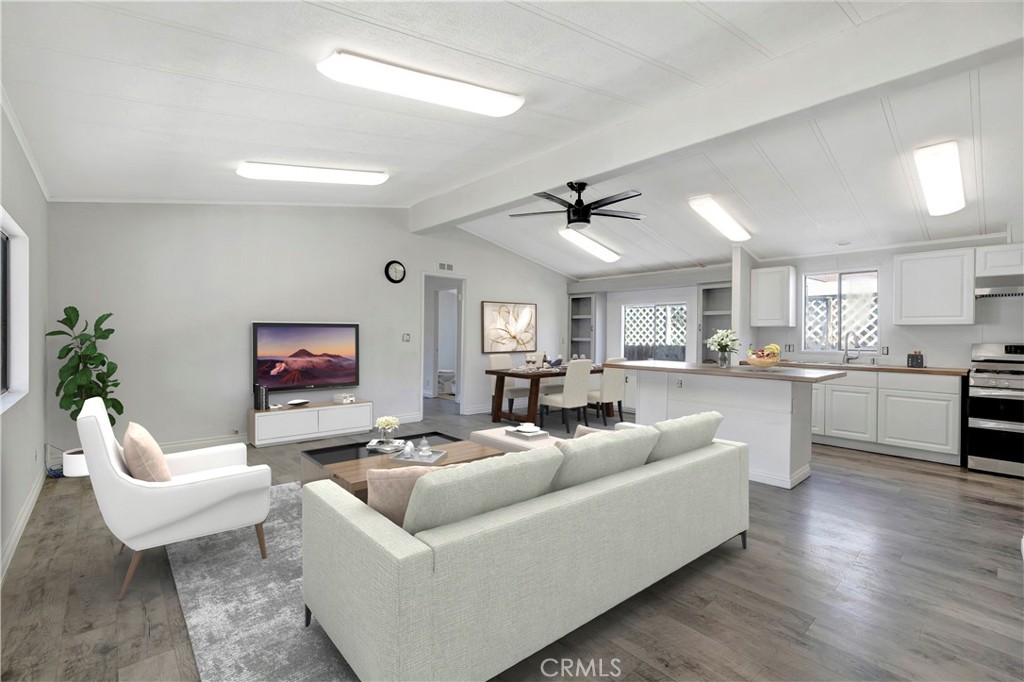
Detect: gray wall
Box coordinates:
(46, 203, 567, 450)
(1, 110, 49, 578)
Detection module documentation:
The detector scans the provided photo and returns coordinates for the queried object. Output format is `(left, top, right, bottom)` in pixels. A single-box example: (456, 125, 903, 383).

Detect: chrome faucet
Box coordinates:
(842, 331, 861, 364)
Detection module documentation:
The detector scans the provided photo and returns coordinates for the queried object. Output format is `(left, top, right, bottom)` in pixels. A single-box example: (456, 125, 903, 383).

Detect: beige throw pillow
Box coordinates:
(123, 422, 172, 482)
(366, 466, 439, 526)
(573, 424, 605, 439)
(552, 426, 659, 491)
(647, 411, 725, 463)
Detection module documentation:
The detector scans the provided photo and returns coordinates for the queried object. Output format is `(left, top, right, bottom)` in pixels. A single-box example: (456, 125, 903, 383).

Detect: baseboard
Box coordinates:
(1, 465, 45, 585)
(813, 435, 959, 466)
(162, 433, 246, 453)
(463, 403, 494, 416)
(749, 465, 810, 490)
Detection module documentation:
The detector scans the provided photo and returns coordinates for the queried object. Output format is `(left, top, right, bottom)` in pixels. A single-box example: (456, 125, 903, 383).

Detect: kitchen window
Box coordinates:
(623, 303, 687, 361)
(803, 271, 878, 352)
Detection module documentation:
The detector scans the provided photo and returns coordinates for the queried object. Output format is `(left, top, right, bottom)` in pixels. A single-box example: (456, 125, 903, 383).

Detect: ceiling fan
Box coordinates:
(509, 181, 645, 225)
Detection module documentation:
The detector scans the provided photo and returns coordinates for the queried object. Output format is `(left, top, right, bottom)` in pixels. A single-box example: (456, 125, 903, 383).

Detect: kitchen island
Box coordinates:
(604, 360, 846, 489)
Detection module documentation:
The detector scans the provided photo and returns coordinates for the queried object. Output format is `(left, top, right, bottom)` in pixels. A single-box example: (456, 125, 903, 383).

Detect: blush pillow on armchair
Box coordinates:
(123, 422, 172, 482)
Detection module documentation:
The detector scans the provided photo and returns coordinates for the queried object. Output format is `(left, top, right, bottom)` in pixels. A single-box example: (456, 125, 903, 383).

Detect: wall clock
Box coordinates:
(384, 260, 406, 284)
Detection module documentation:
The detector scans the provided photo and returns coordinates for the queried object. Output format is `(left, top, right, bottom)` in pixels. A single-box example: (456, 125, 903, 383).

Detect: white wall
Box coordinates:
(605, 286, 700, 361)
(422, 275, 463, 399)
(750, 245, 1024, 368)
(437, 289, 458, 372)
(1, 110, 49, 580)
(46, 203, 567, 450)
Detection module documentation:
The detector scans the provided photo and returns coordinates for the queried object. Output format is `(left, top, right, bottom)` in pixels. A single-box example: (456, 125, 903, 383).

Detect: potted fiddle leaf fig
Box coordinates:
(47, 306, 124, 476)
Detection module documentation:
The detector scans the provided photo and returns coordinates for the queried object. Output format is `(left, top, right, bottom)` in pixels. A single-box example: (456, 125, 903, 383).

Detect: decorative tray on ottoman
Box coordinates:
(389, 449, 448, 465)
(505, 426, 550, 440)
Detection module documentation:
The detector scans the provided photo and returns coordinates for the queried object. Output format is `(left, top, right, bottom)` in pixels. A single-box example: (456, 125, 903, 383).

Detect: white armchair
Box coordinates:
(76, 397, 271, 600)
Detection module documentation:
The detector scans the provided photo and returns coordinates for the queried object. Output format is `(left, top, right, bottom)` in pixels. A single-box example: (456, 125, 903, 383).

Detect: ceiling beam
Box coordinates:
(408, 2, 1022, 233)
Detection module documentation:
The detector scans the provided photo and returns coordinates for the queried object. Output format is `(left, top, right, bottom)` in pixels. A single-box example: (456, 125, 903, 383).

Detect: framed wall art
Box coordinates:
(481, 301, 537, 353)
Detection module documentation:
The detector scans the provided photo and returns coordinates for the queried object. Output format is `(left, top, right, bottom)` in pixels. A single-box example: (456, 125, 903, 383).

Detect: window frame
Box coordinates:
(0, 207, 30, 414)
(801, 269, 880, 354)
(622, 301, 688, 361)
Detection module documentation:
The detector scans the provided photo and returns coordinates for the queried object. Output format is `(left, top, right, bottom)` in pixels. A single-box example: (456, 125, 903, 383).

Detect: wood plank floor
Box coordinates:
(2, 400, 1021, 681)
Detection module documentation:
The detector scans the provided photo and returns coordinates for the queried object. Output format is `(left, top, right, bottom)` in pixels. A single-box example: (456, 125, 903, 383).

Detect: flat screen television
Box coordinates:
(253, 322, 359, 392)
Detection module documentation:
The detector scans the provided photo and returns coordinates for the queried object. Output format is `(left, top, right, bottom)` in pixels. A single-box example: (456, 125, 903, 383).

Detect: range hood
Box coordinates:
(976, 275, 1024, 298)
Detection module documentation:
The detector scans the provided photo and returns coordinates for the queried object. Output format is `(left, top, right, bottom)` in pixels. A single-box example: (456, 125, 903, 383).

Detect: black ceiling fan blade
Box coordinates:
(509, 210, 566, 217)
(591, 209, 646, 220)
(534, 191, 573, 208)
(586, 190, 641, 210)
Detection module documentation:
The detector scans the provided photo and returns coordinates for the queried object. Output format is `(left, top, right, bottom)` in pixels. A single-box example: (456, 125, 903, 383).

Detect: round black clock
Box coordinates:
(384, 260, 406, 283)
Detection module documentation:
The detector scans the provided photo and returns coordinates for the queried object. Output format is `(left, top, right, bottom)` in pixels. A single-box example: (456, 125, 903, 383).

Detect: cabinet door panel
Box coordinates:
(893, 249, 974, 325)
(750, 266, 796, 327)
(811, 384, 824, 435)
(256, 410, 318, 441)
(825, 386, 877, 441)
(318, 404, 372, 433)
(976, 244, 1024, 276)
(878, 389, 959, 454)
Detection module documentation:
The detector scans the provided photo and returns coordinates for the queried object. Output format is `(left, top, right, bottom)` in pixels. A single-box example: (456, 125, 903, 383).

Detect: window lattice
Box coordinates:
(624, 304, 687, 361)
(805, 293, 878, 351)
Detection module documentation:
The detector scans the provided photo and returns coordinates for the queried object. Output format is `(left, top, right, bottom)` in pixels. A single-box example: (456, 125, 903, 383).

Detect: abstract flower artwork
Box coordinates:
(481, 301, 537, 353)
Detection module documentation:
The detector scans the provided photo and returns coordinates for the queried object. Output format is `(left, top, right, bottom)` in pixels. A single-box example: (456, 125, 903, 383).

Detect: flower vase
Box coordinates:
(717, 351, 731, 368)
(378, 427, 395, 445)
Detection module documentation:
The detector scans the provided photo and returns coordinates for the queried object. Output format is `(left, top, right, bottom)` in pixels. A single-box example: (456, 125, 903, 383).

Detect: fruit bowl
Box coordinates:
(745, 355, 781, 369)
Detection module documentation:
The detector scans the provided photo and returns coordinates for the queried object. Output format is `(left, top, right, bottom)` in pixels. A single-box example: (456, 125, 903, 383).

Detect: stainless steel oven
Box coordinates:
(966, 343, 1024, 477)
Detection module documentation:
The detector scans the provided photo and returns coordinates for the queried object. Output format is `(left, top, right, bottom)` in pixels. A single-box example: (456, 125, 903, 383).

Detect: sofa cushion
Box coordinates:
(367, 466, 439, 526)
(123, 422, 172, 482)
(573, 424, 604, 439)
(402, 447, 563, 535)
(551, 426, 659, 491)
(648, 412, 724, 463)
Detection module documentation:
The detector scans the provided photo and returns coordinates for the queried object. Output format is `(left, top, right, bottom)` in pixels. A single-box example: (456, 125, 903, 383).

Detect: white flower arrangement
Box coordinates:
(705, 328, 741, 354)
(375, 415, 400, 431)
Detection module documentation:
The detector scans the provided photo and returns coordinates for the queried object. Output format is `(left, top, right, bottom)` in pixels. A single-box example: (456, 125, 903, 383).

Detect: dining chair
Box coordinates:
(76, 397, 271, 600)
(489, 354, 530, 413)
(588, 357, 627, 425)
(539, 359, 591, 433)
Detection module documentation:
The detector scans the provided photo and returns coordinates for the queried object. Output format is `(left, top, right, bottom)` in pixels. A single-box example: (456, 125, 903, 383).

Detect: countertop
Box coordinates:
(604, 360, 845, 383)
(747, 360, 969, 377)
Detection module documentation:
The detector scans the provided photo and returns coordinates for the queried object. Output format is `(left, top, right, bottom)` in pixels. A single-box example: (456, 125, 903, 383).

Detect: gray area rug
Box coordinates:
(167, 483, 358, 682)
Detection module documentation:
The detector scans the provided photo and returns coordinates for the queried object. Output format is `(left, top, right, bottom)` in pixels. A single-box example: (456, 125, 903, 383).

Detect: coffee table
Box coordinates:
(301, 431, 503, 500)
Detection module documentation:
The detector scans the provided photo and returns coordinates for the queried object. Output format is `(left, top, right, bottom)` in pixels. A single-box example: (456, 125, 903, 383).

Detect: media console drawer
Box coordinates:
(248, 400, 373, 447)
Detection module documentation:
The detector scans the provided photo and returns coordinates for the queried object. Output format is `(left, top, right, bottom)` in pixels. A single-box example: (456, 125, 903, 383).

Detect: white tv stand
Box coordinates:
(248, 399, 373, 448)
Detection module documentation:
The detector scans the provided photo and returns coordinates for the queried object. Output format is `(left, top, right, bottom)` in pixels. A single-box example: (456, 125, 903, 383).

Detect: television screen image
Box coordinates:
(253, 323, 359, 391)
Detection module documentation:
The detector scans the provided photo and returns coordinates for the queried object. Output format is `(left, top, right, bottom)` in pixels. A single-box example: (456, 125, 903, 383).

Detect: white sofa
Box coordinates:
(302, 413, 748, 682)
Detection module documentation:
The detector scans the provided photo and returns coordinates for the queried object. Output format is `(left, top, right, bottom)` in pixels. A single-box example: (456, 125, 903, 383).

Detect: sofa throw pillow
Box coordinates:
(367, 466, 444, 526)
(402, 446, 563, 535)
(551, 426, 659, 491)
(123, 422, 172, 482)
(648, 411, 724, 463)
(573, 424, 604, 439)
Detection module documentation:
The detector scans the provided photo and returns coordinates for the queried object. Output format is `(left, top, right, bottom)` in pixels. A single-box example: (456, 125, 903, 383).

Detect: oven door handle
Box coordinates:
(969, 387, 1024, 400)
(968, 418, 1024, 433)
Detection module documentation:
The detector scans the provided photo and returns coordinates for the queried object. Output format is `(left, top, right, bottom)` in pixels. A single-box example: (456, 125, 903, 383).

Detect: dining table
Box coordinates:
(485, 364, 605, 424)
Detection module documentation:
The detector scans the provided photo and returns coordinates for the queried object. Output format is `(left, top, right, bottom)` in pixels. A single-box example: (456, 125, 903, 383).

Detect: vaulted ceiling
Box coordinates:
(3, 2, 1022, 279)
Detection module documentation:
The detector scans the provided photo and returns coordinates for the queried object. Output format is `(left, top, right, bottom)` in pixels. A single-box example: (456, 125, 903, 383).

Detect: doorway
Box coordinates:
(423, 275, 464, 412)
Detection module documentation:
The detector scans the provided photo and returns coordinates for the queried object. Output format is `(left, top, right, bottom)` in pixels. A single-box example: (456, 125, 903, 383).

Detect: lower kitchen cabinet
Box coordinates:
(824, 384, 877, 442)
(811, 384, 824, 435)
(878, 389, 960, 455)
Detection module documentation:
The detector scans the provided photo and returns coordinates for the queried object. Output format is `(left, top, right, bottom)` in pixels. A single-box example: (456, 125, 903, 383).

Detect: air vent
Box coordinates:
(975, 286, 1024, 298)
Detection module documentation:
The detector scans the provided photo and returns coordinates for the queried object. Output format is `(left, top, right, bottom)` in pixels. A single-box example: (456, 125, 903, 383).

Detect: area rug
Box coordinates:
(167, 483, 358, 682)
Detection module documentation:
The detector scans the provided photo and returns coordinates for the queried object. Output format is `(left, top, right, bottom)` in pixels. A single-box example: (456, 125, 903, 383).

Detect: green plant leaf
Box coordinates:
(58, 360, 79, 383)
(109, 398, 124, 415)
(94, 312, 113, 333)
(61, 306, 80, 330)
(75, 368, 92, 385)
(106, 361, 118, 377)
(59, 394, 74, 411)
(56, 345, 73, 360)
(46, 330, 71, 337)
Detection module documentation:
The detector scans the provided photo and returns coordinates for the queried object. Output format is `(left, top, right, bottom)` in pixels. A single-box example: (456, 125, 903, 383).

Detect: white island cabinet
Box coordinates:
(607, 360, 844, 489)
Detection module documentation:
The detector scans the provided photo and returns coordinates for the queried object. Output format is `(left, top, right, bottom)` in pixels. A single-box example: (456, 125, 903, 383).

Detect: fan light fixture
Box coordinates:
(913, 141, 965, 216)
(687, 195, 751, 242)
(560, 224, 620, 263)
(317, 51, 524, 118)
(236, 162, 389, 186)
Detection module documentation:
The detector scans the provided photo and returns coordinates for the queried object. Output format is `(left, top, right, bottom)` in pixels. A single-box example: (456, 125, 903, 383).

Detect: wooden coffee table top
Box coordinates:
(301, 436, 503, 496)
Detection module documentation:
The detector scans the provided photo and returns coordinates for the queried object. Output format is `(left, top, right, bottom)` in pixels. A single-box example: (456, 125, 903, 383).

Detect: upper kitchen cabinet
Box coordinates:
(893, 248, 975, 325)
(976, 244, 1024, 277)
(750, 266, 796, 327)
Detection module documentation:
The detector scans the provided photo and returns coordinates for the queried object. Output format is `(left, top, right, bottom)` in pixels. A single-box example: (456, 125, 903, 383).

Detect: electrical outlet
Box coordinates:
(676, 379, 684, 388)
(881, 346, 889, 355)
(402, 333, 411, 342)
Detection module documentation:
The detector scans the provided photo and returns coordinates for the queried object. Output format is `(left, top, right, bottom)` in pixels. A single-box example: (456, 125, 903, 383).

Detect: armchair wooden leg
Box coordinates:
(118, 542, 125, 555)
(305, 604, 312, 627)
(118, 550, 145, 601)
(255, 523, 267, 559)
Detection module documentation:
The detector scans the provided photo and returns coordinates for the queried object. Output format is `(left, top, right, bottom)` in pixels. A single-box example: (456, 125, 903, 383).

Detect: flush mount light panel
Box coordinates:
(560, 225, 620, 263)
(687, 195, 751, 242)
(317, 51, 524, 118)
(236, 162, 389, 186)
(913, 141, 965, 216)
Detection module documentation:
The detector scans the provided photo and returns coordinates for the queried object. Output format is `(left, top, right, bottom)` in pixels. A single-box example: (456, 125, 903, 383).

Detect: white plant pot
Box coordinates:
(62, 448, 89, 477)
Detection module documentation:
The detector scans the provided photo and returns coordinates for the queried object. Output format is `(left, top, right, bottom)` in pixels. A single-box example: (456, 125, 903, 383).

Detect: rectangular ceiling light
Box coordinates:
(913, 141, 965, 216)
(687, 195, 751, 242)
(560, 227, 620, 263)
(236, 162, 388, 186)
(317, 51, 524, 118)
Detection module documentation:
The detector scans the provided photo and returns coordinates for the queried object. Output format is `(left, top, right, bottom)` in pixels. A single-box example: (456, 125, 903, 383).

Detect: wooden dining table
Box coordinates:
(485, 365, 605, 424)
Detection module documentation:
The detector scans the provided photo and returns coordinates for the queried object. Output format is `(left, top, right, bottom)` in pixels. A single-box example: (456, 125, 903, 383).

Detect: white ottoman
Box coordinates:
(469, 426, 564, 452)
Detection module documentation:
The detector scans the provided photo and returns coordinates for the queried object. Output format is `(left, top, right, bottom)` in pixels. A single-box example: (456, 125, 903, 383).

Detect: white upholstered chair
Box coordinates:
(539, 359, 592, 433)
(588, 357, 627, 425)
(76, 397, 272, 600)
(489, 354, 530, 413)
